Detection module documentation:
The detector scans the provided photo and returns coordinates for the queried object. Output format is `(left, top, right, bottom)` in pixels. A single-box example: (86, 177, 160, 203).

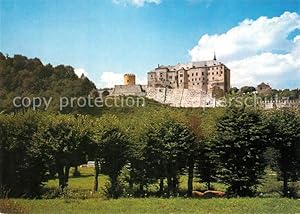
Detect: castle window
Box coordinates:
(202, 72, 204, 75)
(212, 72, 214, 75)
(212, 67, 214, 70)
(203, 83, 205, 85)
(180, 80, 182, 83)
(217, 72, 218, 75)
(212, 77, 214, 80)
(221, 71, 223, 74)
(192, 78, 194, 81)
(192, 73, 194, 76)
(180, 74, 183, 77)
(196, 73, 198, 76)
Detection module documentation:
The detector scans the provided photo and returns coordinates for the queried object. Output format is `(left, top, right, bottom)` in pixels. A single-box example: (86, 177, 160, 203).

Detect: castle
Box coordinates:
(99, 56, 231, 107)
(147, 55, 230, 94)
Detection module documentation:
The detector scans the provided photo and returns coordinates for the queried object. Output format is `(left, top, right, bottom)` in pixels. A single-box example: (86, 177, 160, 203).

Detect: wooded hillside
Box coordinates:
(0, 53, 96, 113)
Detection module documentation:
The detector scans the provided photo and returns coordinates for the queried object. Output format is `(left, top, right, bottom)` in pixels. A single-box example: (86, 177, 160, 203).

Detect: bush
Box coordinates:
(102, 181, 125, 199)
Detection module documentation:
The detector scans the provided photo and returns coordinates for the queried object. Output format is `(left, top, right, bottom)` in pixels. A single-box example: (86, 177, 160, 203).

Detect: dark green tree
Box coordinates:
(93, 115, 131, 198)
(36, 114, 88, 190)
(143, 120, 196, 196)
(229, 87, 239, 94)
(214, 104, 268, 197)
(240, 86, 256, 94)
(196, 141, 218, 190)
(0, 112, 48, 197)
(266, 109, 300, 197)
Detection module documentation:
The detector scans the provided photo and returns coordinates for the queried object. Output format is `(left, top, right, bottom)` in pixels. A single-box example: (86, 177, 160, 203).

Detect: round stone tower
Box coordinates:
(124, 73, 136, 85)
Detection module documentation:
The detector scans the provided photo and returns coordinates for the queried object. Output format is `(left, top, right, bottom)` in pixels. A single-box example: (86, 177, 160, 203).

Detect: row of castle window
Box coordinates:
(179, 77, 216, 82)
(208, 66, 224, 70)
(178, 81, 207, 85)
(191, 83, 206, 85)
(154, 70, 224, 80)
(161, 75, 217, 83)
(189, 71, 223, 76)
(189, 77, 215, 81)
(177, 71, 223, 78)
(155, 70, 224, 78)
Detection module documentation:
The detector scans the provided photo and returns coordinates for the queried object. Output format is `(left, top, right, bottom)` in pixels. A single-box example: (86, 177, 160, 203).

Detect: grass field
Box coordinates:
(3, 198, 299, 214)
(1, 167, 299, 214)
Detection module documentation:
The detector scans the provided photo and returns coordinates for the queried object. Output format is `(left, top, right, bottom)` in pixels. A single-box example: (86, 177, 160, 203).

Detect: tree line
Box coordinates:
(0, 105, 299, 199)
(230, 86, 300, 100)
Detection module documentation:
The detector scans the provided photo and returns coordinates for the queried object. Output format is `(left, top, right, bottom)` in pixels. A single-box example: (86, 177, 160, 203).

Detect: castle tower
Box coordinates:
(124, 73, 136, 85)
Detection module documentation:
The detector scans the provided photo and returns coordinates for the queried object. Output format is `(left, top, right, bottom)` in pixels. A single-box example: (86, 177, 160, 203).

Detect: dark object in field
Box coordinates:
(192, 190, 225, 198)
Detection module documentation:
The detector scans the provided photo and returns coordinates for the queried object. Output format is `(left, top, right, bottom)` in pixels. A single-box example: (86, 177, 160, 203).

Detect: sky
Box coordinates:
(0, 0, 300, 89)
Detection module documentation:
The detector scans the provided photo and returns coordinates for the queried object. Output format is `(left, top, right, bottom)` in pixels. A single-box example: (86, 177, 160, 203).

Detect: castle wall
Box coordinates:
(112, 85, 146, 96)
(146, 87, 217, 108)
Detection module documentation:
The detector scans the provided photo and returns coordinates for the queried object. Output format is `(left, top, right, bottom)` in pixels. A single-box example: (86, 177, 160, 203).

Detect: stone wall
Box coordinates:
(146, 87, 217, 108)
(260, 100, 300, 109)
(111, 85, 146, 96)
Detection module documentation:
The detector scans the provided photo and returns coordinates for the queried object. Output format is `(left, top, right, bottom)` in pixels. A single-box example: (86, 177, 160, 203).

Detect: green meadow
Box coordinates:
(6, 198, 300, 214)
(2, 167, 299, 214)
